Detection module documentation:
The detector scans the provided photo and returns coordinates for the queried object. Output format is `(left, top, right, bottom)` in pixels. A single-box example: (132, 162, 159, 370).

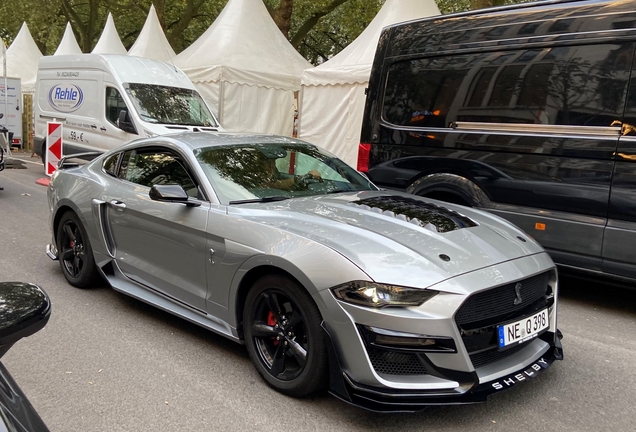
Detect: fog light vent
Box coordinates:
(367, 346, 429, 376)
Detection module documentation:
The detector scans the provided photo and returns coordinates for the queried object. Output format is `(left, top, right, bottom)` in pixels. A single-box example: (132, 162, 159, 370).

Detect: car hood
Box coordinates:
(231, 191, 546, 289)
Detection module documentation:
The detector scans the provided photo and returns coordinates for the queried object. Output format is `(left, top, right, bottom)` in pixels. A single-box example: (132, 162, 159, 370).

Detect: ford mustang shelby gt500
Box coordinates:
(46, 132, 563, 411)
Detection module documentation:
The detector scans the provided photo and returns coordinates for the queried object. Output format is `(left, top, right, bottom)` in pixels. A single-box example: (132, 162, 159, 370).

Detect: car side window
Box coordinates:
(105, 87, 129, 126)
(103, 153, 120, 177)
(382, 43, 634, 128)
(119, 149, 200, 198)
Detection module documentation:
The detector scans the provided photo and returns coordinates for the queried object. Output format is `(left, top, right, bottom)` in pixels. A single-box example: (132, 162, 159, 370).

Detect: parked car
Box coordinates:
(0, 281, 51, 431)
(46, 132, 563, 411)
(359, 0, 636, 283)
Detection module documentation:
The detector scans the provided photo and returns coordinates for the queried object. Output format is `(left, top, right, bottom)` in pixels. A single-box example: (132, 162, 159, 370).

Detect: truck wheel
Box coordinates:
(407, 173, 492, 208)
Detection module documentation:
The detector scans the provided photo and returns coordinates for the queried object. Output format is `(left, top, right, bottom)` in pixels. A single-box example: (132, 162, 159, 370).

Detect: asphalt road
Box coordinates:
(1, 153, 635, 432)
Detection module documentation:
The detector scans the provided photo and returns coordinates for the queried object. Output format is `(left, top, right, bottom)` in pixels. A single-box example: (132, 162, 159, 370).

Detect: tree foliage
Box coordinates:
(1, 0, 526, 62)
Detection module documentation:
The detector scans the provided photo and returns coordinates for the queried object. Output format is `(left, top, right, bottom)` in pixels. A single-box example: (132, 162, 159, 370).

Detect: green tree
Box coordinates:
(0, 1, 529, 62)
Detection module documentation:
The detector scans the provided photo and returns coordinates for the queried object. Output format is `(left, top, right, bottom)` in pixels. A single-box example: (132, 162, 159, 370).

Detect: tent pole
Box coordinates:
(218, 79, 225, 126)
(2, 42, 10, 157)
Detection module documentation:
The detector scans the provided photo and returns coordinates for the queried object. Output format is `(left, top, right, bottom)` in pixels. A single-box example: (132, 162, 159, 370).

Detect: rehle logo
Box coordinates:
(48, 84, 84, 113)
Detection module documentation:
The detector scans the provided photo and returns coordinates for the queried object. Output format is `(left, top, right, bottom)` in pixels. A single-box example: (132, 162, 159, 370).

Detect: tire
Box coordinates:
(243, 274, 328, 397)
(56, 211, 102, 288)
(40, 142, 46, 165)
(407, 173, 492, 208)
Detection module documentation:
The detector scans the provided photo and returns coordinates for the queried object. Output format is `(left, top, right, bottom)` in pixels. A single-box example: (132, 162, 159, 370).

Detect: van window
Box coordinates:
(106, 87, 129, 126)
(125, 83, 218, 127)
(382, 43, 634, 129)
(618, 75, 636, 136)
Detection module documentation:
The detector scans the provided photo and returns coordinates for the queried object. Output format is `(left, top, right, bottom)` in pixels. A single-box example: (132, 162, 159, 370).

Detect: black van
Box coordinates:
(360, 0, 636, 283)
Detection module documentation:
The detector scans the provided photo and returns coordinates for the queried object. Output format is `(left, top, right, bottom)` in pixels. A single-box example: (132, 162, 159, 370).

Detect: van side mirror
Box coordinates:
(117, 110, 138, 135)
(0, 282, 51, 358)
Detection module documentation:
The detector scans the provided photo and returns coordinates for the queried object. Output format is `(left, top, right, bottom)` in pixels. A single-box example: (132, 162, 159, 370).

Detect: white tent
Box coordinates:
(298, 0, 440, 167)
(128, 4, 176, 62)
(55, 22, 82, 55)
(175, 0, 312, 135)
(92, 13, 127, 55)
(5, 22, 43, 93)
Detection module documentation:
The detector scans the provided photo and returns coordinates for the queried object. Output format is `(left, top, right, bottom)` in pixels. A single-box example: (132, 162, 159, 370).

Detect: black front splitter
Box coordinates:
(323, 324, 563, 413)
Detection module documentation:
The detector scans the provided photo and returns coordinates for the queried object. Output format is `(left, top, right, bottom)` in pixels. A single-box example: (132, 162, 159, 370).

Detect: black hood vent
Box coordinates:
(349, 196, 477, 233)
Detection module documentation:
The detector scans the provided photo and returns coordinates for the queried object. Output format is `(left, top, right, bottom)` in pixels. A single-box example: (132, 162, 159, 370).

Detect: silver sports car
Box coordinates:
(47, 132, 563, 411)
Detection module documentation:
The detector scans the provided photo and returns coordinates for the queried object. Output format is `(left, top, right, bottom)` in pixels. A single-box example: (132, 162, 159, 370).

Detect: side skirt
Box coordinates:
(101, 259, 241, 343)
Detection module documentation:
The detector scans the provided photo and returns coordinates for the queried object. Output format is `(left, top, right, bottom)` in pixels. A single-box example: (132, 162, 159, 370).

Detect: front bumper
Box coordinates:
(314, 252, 563, 412)
(324, 325, 563, 412)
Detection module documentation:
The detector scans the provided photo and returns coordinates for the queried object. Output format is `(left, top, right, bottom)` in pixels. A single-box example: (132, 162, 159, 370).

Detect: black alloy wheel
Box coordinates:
(57, 211, 101, 288)
(244, 275, 327, 397)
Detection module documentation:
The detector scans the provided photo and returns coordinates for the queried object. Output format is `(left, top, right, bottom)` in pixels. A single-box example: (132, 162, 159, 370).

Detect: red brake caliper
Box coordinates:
(267, 311, 279, 346)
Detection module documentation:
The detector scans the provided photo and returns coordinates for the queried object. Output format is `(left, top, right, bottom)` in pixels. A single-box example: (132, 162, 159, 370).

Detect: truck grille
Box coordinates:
(455, 272, 550, 328)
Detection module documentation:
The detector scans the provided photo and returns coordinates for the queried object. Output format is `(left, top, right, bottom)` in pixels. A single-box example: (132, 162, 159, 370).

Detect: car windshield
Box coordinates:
(125, 83, 219, 127)
(195, 143, 378, 204)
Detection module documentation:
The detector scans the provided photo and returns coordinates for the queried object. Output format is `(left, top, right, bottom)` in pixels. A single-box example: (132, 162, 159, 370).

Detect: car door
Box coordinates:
(106, 146, 210, 311)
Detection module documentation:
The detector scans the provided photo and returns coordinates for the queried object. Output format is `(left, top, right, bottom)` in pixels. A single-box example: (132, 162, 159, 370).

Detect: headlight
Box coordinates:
(332, 281, 438, 308)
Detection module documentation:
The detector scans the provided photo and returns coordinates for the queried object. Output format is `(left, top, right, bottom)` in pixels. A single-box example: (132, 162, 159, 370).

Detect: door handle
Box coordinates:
(110, 200, 126, 210)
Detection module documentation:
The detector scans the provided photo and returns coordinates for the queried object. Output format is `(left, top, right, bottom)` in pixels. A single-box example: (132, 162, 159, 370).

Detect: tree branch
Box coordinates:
(290, 0, 349, 48)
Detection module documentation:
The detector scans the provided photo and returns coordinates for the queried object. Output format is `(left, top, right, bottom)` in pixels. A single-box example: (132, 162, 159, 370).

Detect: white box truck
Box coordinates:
(0, 77, 22, 148)
(33, 54, 221, 161)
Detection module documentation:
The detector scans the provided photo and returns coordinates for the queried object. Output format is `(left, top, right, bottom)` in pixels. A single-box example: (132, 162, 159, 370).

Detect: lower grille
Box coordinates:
(367, 346, 428, 376)
(470, 343, 527, 369)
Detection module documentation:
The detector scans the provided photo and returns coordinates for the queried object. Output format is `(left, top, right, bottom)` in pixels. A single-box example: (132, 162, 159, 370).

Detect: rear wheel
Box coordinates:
(243, 275, 328, 397)
(56, 211, 101, 288)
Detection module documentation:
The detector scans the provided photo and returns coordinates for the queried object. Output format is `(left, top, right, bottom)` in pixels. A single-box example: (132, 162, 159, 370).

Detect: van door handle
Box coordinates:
(110, 200, 126, 210)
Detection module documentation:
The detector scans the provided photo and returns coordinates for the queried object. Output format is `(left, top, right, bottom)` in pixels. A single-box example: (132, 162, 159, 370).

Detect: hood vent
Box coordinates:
(349, 196, 477, 233)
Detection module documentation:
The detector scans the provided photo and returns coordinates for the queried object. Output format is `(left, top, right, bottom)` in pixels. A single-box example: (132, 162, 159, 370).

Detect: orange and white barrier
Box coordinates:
(46, 122, 63, 176)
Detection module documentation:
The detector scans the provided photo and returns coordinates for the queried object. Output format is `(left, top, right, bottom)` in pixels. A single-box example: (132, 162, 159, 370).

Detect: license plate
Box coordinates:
(498, 308, 549, 348)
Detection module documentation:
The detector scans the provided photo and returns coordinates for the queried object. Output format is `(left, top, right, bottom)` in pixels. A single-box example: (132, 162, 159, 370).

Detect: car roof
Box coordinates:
(117, 132, 312, 153)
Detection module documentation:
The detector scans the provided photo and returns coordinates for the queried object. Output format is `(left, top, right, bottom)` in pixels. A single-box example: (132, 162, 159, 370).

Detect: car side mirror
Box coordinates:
(0, 282, 51, 359)
(117, 110, 138, 135)
(149, 184, 201, 207)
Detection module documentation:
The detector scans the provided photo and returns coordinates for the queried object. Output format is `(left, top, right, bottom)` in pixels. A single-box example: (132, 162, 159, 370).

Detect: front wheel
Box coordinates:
(56, 211, 102, 288)
(243, 275, 328, 397)
(40, 142, 46, 165)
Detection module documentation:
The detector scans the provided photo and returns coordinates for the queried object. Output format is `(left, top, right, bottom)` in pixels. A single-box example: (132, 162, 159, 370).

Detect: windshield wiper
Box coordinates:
(229, 196, 291, 205)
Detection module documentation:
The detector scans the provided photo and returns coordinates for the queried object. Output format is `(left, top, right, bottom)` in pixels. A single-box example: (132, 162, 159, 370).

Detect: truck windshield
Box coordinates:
(125, 83, 219, 127)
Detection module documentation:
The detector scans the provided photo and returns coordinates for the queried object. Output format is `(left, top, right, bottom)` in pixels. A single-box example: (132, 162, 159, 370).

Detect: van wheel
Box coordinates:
(40, 142, 46, 165)
(407, 173, 492, 208)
